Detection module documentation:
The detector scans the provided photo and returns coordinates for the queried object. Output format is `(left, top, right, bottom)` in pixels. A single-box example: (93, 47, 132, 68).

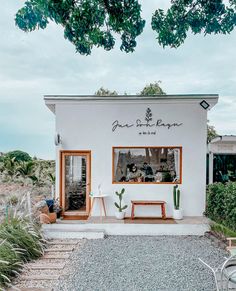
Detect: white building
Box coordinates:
(45, 94, 218, 220)
(208, 135, 236, 184)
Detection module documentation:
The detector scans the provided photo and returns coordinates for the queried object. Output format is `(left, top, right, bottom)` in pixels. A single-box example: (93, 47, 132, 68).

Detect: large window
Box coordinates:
(112, 146, 182, 184)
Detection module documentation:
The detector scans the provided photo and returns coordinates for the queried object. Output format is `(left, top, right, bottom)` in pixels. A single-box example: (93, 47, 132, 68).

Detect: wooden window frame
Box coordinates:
(112, 146, 182, 185)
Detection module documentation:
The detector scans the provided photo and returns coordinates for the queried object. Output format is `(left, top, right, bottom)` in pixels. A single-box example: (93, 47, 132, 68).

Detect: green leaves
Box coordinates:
(114, 188, 127, 212)
(139, 81, 166, 96)
(121, 205, 128, 210)
(114, 202, 120, 209)
(16, 161, 35, 178)
(152, 0, 236, 49)
(0, 239, 22, 287)
(5, 150, 32, 163)
(15, 0, 236, 53)
(15, 0, 145, 55)
(15, 0, 49, 32)
(94, 87, 118, 96)
(206, 182, 236, 232)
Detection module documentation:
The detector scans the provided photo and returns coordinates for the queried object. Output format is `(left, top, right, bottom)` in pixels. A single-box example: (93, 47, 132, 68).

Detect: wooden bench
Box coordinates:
(131, 200, 166, 220)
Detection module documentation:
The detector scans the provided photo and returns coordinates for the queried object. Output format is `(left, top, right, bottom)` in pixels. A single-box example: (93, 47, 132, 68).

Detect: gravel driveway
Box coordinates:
(56, 236, 227, 291)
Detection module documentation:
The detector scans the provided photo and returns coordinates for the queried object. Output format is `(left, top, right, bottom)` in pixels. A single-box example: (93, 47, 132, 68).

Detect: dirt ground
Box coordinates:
(0, 182, 52, 223)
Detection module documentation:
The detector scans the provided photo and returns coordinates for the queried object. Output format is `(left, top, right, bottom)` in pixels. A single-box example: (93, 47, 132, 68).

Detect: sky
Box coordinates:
(0, 1, 236, 159)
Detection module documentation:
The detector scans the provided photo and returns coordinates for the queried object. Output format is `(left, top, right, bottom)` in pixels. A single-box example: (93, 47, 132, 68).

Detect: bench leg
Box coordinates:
(161, 204, 166, 220)
(131, 203, 135, 219)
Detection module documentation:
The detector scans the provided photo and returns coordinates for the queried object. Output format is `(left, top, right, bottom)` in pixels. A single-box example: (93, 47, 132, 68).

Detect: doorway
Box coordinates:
(60, 151, 91, 219)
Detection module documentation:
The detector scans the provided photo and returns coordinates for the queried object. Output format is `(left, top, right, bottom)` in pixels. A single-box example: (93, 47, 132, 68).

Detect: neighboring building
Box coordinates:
(208, 135, 236, 184)
(44, 94, 218, 219)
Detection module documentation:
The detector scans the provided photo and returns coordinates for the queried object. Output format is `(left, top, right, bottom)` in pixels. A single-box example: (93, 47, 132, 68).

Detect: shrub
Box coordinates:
(224, 182, 236, 231)
(206, 182, 236, 232)
(0, 219, 44, 261)
(5, 151, 32, 162)
(205, 182, 226, 223)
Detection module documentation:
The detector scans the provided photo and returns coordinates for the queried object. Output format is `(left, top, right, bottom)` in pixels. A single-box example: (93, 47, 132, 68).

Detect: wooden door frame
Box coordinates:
(60, 150, 91, 219)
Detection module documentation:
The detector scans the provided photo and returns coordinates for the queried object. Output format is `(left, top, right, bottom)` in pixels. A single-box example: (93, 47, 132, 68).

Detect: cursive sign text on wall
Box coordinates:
(112, 108, 183, 133)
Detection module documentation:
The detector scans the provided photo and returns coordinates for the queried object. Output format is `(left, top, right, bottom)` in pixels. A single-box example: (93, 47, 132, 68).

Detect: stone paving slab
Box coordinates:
(28, 263, 65, 270)
(20, 275, 60, 281)
(44, 247, 74, 252)
(43, 254, 70, 259)
(10, 239, 86, 291)
(47, 241, 78, 245)
(9, 288, 53, 291)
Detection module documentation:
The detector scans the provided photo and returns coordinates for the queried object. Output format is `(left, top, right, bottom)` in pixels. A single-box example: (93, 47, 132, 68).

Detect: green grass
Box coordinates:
(210, 221, 236, 238)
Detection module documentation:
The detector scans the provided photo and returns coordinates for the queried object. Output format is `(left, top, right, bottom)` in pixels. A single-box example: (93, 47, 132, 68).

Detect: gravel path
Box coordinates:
(56, 236, 227, 291)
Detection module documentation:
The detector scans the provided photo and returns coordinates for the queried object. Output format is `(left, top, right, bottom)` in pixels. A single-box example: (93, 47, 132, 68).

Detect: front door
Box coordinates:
(60, 151, 91, 219)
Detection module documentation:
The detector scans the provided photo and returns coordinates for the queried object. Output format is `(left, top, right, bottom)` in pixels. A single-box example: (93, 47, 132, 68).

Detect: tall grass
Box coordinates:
(0, 219, 44, 261)
(0, 194, 46, 289)
(0, 239, 23, 287)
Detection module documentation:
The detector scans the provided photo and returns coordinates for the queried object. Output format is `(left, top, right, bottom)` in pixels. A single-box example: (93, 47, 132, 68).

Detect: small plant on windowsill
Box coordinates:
(114, 188, 128, 220)
(173, 185, 183, 220)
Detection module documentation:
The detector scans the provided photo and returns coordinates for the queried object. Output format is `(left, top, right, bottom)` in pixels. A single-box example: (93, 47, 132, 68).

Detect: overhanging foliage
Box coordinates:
(15, 0, 236, 55)
(15, 0, 145, 55)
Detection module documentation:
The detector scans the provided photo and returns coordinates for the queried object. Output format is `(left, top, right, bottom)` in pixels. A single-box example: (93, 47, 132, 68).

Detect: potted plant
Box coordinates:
(173, 185, 183, 220)
(114, 188, 128, 219)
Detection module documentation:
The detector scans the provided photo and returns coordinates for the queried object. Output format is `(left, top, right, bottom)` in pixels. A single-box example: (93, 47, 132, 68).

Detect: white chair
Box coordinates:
(221, 255, 236, 291)
(199, 255, 236, 291)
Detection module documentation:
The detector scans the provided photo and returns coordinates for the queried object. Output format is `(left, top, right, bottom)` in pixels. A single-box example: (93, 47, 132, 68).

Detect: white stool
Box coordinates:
(89, 194, 109, 221)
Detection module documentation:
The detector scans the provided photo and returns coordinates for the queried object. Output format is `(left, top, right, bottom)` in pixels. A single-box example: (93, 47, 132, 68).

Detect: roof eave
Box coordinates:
(44, 94, 219, 114)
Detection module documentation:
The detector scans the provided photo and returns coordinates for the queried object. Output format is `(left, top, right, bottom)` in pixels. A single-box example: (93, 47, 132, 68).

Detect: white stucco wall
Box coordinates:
(54, 99, 209, 217)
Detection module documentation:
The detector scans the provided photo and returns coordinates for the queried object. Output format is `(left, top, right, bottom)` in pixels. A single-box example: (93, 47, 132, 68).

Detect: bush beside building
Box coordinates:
(206, 182, 236, 232)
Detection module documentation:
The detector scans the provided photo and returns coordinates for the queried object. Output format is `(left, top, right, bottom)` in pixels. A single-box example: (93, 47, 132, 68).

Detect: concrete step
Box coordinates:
(43, 222, 209, 236)
(43, 225, 105, 239)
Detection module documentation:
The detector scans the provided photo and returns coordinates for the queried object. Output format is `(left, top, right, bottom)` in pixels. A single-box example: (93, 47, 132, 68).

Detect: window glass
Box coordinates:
(113, 147, 182, 184)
